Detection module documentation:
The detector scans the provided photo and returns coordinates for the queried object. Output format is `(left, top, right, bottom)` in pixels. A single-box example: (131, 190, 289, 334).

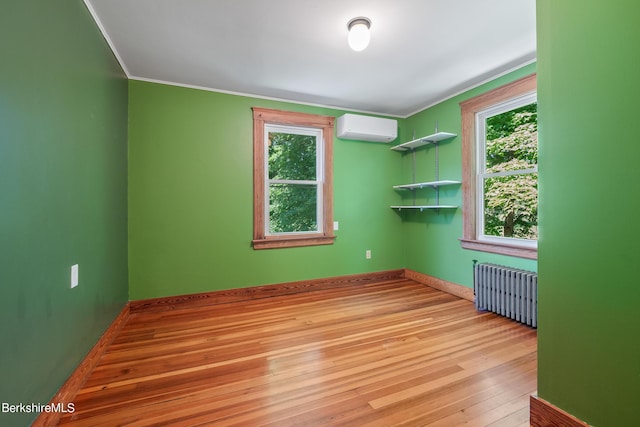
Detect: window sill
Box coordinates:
(460, 238, 537, 260)
(253, 235, 336, 250)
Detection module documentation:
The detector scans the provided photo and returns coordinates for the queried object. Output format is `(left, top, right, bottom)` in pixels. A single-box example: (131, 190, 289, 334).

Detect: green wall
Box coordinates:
(128, 65, 544, 300)
(536, 1, 640, 425)
(399, 64, 538, 288)
(128, 81, 404, 299)
(0, 1, 128, 425)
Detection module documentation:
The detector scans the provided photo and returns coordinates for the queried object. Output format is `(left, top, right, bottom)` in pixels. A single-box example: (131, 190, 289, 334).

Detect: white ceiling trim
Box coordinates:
(129, 55, 535, 121)
(129, 76, 406, 118)
(404, 57, 537, 119)
(83, 0, 131, 77)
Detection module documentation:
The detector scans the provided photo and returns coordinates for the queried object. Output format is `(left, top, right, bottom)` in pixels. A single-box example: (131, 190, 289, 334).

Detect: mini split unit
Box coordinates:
(336, 114, 397, 143)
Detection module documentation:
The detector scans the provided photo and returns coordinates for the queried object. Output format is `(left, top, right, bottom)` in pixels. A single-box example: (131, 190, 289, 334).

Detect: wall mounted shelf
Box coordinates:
(391, 205, 458, 211)
(393, 180, 461, 190)
(391, 126, 459, 212)
(390, 132, 457, 152)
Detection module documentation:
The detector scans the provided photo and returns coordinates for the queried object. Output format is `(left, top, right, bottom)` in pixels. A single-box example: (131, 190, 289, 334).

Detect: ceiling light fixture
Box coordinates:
(347, 17, 371, 52)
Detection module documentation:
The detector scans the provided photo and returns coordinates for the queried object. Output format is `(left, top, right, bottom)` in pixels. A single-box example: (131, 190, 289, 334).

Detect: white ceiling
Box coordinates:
(85, 0, 536, 117)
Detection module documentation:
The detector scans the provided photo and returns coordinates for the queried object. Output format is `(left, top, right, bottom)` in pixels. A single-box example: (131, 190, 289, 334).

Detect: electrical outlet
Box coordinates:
(333, 221, 339, 231)
(365, 250, 372, 259)
(71, 264, 79, 288)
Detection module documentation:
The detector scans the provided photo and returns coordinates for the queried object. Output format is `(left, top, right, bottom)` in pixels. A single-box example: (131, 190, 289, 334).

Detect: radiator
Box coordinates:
(473, 263, 538, 328)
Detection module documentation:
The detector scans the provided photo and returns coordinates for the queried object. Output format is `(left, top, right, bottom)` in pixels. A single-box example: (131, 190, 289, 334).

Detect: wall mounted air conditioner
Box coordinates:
(336, 114, 397, 143)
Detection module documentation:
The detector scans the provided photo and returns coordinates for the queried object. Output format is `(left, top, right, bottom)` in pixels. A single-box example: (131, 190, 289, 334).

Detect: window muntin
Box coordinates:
(252, 107, 335, 250)
(476, 94, 538, 248)
(265, 125, 323, 235)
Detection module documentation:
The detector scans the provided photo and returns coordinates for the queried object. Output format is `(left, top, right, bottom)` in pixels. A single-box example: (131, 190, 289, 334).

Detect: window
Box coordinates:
(252, 107, 335, 249)
(460, 74, 537, 259)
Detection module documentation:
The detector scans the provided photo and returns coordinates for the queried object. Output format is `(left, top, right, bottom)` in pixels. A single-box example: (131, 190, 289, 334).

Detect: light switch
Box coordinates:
(71, 264, 79, 288)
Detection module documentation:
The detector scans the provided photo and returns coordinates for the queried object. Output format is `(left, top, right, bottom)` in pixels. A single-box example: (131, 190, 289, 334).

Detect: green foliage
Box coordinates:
(483, 104, 538, 239)
(268, 132, 316, 180)
(486, 104, 537, 140)
(269, 184, 317, 233)
(268, 132, 318, 233)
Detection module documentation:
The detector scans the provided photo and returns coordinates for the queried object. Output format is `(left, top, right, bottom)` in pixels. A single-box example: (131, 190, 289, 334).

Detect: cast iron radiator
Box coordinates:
(473, 263, 538, 328)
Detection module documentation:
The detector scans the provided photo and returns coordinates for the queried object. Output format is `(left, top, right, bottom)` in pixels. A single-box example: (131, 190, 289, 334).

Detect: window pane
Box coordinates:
(269, 183, 317, 233)
(268, 132, 316, 181)
(483, 173, 538, 240)
(485, 103, 537, 171)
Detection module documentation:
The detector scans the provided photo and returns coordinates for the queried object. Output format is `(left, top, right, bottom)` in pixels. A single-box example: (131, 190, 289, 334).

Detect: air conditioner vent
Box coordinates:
(336, 114, 397, 143)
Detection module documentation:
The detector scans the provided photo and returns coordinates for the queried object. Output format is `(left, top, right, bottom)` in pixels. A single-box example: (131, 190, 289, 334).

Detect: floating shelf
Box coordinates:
(390, 132, 457, 152)
(391, 205, 458, 211)
(393, 180, 461, 190)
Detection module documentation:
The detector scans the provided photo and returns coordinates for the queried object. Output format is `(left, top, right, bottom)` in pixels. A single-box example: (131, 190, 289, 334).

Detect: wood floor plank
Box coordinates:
(58, 278, 536, 426)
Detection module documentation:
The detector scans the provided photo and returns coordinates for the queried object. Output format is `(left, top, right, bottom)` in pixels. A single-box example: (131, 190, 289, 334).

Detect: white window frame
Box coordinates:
(264, 124, 324, 236)
(475, 93, 538, 249)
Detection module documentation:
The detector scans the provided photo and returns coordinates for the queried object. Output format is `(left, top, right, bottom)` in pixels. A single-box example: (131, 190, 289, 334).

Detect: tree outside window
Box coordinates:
(460, 73, 537, 259)
(481, 101, 538, 241)
(267, 129, 320, 234)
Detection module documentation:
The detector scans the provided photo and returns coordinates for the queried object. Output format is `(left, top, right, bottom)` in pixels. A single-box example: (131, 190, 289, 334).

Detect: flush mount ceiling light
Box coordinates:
(347, 17, 371, 52)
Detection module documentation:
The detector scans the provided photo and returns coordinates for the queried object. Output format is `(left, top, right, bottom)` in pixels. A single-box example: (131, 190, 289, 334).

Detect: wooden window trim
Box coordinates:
(252, 107, 335, 250)
(459, 73, 537, 260)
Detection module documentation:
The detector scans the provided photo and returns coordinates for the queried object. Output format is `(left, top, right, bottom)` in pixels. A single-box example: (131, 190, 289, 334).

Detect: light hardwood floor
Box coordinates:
(58, 278, 537, 426)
